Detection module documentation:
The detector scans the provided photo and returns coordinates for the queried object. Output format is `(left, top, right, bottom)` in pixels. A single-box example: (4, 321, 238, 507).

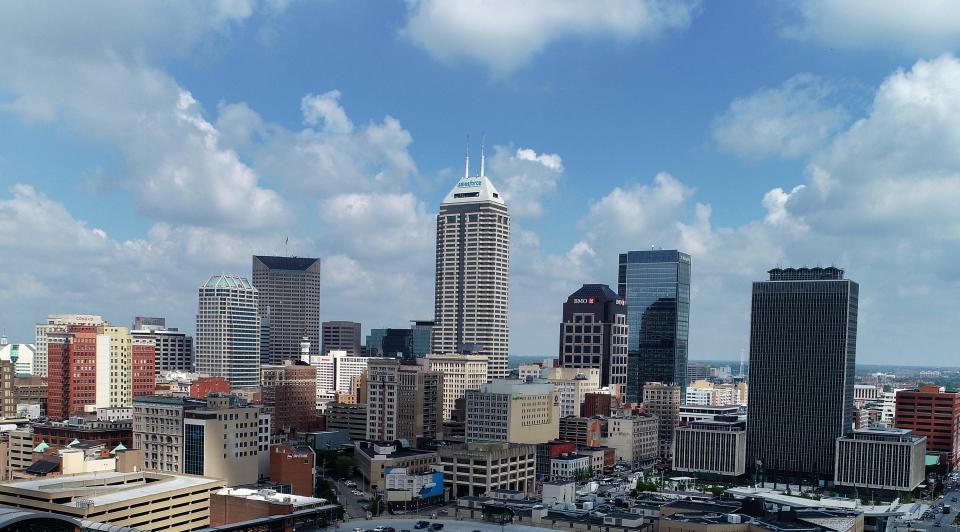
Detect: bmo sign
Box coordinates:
(572, 298, 595, 304)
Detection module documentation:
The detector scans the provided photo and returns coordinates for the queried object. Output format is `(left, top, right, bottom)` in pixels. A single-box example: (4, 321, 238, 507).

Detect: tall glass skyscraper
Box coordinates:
(196, 274, 260, 388)
(746, 266, 858, 482)
(618, 249, 691, 403)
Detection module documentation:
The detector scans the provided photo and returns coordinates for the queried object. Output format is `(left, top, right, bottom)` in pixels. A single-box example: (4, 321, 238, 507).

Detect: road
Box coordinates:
(898, 488, 960, 532)
(333, 517, 561, 532)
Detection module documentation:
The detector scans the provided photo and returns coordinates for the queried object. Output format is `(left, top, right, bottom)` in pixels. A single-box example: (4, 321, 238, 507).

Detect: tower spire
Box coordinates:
(464, 133, 470, 178)
(480, 133, 486, 177)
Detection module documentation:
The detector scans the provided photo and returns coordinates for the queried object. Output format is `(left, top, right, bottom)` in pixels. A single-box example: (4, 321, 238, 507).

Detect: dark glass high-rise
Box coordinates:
(746, 266, 858, 483)
(618, 249, 691, 403)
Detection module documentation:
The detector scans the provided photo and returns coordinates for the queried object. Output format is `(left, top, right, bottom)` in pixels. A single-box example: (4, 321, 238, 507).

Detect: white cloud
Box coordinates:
(711, 74, 849, 159)
(400, 0, 698, 74)
(784, 0, 960, 54)
(217, 93, 417, 197)
(487, 146, 563, 218)
(318, 193, 435, 261)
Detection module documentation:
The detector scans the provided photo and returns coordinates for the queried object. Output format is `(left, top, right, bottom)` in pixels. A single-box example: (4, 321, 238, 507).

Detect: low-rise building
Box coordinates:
(604, 414, 658, 468)
(559, 416, 605, 448)
(438, 441, 536, 498)
(0, 470, 223, 531)
(577, 445, 615, 476)
(834, 426, 926, 492)
(354, 441, 438, 493)
(679, 405, 740, 424)
(270, 444, 316, 497)
(536, 440, 577, 481)
(210, 487, 338, 529)
(673, 415, 747, 479)
(550, 453, 591, 480)
(642, 382, 680, 463)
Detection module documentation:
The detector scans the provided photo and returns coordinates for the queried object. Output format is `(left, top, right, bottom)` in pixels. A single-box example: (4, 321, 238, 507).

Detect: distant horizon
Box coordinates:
(508, 353, 960, 371)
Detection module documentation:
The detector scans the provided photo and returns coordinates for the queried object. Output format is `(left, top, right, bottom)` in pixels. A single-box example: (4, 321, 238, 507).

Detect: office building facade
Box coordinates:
(434, 156, 511, 380)
(674, 415, 747, 478)
(35, 314, 104, 378)
(438, 441, 536, 498)
(894, 386, 960, 469)
(196, 274, 261, 388)
(131, 327, 193, 373)
(834, 426, 926, 492)
(253, 256, 322, 364)
(465, 380, 559, 444)
(427, 353, 489, 420)
(558, 284, 628, 389)
(365, 359, 444, 441)
(321, 321, 362, 356)
(746, 267, 858, 482)
(618, 250, 691, 402)
(643, 382, 681, 462)
(260, 362, 319, 434)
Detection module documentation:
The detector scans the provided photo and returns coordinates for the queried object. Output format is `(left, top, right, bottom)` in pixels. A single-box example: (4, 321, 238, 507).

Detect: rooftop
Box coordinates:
(441, 170, 506, 206)
(253, 255, 320, 271)
(1, 471, 221, 507)
(201, 273, 255, 290)
(478, 379, 556, 396)
(216, 487, 327, 507)
(768, 266, 844, 281)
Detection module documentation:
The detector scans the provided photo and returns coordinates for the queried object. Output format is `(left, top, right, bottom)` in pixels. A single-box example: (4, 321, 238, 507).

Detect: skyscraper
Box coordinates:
(618, 250, 691, 402)
(434, 148, 510, 380)
(252, 255, 321, 364)
(746, 266, 858, 482)
(196, 274, 260, 388)
(558, 284, 628, 389)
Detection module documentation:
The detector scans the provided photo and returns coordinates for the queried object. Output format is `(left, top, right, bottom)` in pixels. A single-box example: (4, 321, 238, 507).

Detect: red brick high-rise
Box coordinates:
(46, 325, 99, 420)
(261, 362, 319, 434)
(131, 338, 156, 398)
(894, 385, 960, 469)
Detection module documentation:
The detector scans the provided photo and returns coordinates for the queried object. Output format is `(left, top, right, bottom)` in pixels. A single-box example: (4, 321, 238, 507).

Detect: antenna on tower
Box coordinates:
(464, 133, 470, 178)
(480, 133, 486, 177)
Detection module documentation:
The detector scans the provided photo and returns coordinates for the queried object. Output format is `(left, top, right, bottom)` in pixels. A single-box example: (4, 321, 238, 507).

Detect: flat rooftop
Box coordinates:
(0, 471, 221, 507)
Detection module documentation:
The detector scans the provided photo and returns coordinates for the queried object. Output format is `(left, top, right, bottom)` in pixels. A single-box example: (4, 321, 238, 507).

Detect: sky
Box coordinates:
(1, 1, 960, 365)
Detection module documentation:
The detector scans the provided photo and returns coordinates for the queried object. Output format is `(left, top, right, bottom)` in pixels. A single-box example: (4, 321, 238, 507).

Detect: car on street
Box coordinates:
(429, 525, 444, 531)
(414, 522, 430, 529)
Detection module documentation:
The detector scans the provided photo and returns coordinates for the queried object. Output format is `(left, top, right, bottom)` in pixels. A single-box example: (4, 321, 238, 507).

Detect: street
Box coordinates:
(898, 488, 960, 531)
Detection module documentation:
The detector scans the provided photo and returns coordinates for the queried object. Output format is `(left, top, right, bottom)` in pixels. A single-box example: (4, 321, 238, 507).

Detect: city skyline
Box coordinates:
(3, 3, 960, 365)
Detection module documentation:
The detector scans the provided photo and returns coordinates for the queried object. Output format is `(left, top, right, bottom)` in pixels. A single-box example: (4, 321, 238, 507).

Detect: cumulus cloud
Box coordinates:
(783, 0, 960, 54)
(400, 0, 698, 74)
(217, 93, 417, 196)
(711, 74, 849, 159)
(486, 146, 563, 218)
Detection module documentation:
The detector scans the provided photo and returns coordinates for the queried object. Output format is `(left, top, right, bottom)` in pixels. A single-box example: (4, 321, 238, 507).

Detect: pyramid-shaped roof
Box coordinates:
(442, 174, 506, 206)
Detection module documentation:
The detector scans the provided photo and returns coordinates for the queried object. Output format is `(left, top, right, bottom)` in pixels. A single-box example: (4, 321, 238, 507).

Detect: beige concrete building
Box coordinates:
(4, 428, 34, 479)
(134, 395, 264, 486)
(643, 382, 681, 462)
(427, 353, 489, 420)
(366, 359, 443, 442)
(835, 426, 926, 491)
(465, 380, 559, 444)
(539, 367, 600, 418)
(326, 402, 367, 440)
(604, 415, 658, 467)
(0, 470, 223, 531)
(439, 441, 536, 498)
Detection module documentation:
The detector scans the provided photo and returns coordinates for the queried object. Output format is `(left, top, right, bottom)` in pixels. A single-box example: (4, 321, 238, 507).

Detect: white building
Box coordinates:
(881, 389, 907, 424)
(333, 351, 371, 393)
(427, 353, 489, 420)
(604, 415, 658, 467)
(539, 367, 600, 418)
(465, 380, 559, 444)
(0, 343, 35, 376)
(195, 275, 260, 388)
(433, 153, 511, 381)
(35, 314, 104, 377)
(854, 384, 882, 406)
(550, 453, 591, 481)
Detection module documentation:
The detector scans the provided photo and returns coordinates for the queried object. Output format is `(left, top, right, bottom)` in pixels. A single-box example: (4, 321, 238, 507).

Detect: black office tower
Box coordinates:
(746, 267, 858, 482)
(558, 284, 629, 388)
(618, 250, 691, 403)
(252, 255, 322, 364)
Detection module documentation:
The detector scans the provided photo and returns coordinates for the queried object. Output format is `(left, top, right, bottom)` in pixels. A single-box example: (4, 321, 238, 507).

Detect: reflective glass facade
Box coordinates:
(184, 423, 204, 475)
(618, 250, 691, 403)
(746, 267, 858, 482)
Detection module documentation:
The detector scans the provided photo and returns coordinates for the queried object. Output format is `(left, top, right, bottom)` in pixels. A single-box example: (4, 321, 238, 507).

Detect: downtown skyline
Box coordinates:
(2, 2, 960, 365)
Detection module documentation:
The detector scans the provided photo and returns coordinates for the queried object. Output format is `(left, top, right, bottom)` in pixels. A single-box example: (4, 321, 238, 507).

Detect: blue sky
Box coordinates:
(2, 1, 960, 365)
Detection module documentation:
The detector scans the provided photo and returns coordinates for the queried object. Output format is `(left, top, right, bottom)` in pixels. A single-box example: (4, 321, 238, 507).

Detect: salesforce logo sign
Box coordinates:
(457, 180, 482, 188)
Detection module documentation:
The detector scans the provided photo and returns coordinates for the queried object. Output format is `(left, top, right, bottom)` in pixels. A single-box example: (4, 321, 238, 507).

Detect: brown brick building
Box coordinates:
(261, 362, 320, 434)
(894, 385, 960, 469)
(270, 444, 315, 497)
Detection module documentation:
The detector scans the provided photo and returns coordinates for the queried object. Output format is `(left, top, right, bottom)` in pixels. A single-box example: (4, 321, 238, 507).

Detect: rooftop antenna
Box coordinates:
(464, 133, 470, 178)
(480, 133, 486, 177)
